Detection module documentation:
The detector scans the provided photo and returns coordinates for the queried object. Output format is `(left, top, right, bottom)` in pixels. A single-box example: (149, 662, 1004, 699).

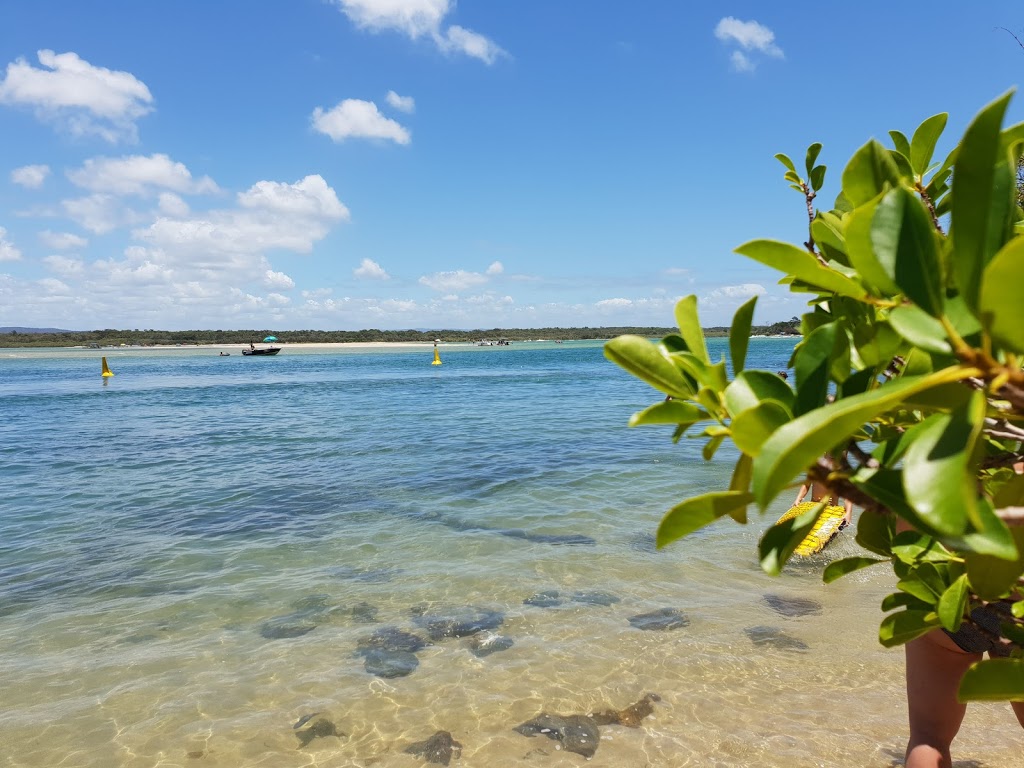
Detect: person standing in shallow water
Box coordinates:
(792, 479, 854, 527)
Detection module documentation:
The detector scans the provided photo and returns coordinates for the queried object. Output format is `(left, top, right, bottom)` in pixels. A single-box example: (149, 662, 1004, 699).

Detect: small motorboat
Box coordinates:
(242, 346, 281, 356)
(219, 352, 230, 356)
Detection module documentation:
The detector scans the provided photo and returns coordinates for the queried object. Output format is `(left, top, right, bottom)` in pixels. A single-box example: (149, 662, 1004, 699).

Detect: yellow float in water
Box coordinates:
(101, 357, 114, 377)
(432, 344, 442, 366)
(775, 501, 846, 556)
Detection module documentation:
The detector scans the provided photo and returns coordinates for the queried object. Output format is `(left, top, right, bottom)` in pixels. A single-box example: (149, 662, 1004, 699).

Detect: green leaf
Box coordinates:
(656, 491, 754, 547)
(805, 143, 823, 176)
(871, 186, 944, 316)
(844, 195, 901, 296)
(937, 574, 969, 632)
(810, 165, 826, 192)
(823, 556, 885, 584)
(735, 240, 865, 299)
(629, 400, 710, 427)
(674, 295, 709, 364)
(980, 236, 1024, 353)
(951, 91, 1014, 313)
(729, 296, 757, 375)
(958, 659, 1024, 702)
(752, 368, 973, 509)
(959, 497, 1018, 560)
(910, 113, 948, 178)
(604, 335, 695, 398)
(842, 139, 902, 207)
(759, 503, 822, 576)
(793, 323, 837, 416)
(879, 609, 940, 648)
(775, 153, 797, 174)
(887, 305, 953, 354)
(901, 391, 985, 536)
(731, 400, 791, 457)
(702, 433, 725, 461)
(723, 370, 795, 416)
(896, 576, 941, 605)
(855, 508, 895, 557)
(964, 525, 1024, 600)
(882, 592, 934, 612)
(889, 130, 911, 158)
(891, 531, 955, 564)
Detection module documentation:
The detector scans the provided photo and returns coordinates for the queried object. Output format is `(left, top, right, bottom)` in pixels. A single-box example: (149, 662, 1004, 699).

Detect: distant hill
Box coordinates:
(0, 326, 75, 334)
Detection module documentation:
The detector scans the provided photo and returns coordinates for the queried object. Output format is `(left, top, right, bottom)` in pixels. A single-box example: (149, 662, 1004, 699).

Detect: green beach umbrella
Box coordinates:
(263, 335, 278, 342)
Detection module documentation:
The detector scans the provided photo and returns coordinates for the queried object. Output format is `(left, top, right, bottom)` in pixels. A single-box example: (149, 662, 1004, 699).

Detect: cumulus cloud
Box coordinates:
(43, 254, 85, 277)
(354, 258, 390, 279)
(67, 154, 218, 197)
(39, 230, 88, 250)
(62, 193, 141, 234)
(264, 270, 295, 290)
(0, 226, 22, 261)
(11, 164, 50, 188)
(0, 50, 154, 142)
(333, 0, 505, 64)
(485, 260, 503, 275)
(312, 99, 411, 144)
(703, 283, 766, 302)
(385, 90, 415, 113)
(419, 269, 490, 292)
(157, 192, 190, 217)
(714, 17, 784, 72)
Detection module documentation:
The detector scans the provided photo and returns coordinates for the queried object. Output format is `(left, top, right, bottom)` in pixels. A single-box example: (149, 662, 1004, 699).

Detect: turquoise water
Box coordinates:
(1, 339, 1020, 767)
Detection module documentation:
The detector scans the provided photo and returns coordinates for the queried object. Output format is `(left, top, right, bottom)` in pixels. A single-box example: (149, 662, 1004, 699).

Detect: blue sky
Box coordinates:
(1, 1, 1022, 331)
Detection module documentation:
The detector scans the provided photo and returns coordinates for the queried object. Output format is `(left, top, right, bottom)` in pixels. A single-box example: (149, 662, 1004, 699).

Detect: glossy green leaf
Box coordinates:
(964, 526, 1024, 600)
(702, 434, 725, 461)
(902, 391, 985, 536)
(723, 370, 795, 417)
(958, 659, 1024, 702)
(890, 150, 914, 182)
(793, 323, 836, 416)
(805, 143, 822, 176)
(958, 497, 1018, 560)
(842, 139, 902, 207)
(656, 491, 754, 547)
(951, 91, 1013, 312)
(731, 400, 790, 457)
(759, 502, 822, 576)
(629, 400, 710, 427)
(910, 113, 948, 177)
(823, 556, 885, 584)
(735, 240, 866, 299)
(887, 305, 953, 354)
(889, 130, 911, 158)
(752, 368, 972, 509)
(775, 153, 797, 174)
(979, 236, 1024, 353)
(844, 195, 901, 296)
(871, 187, 944, 316)
(891, 531, 955, 564)
(729, 296, 757, 375)
(879, 609, 940, 648)
(896, 576, 941, 605)
(937, 574, 969, 632)
(604, 335, 695, 398)
(882, 592, 933, 612)
(810, 165, 826, 192)
(729, 453, 754, 493)
(674, 295, 709, 364)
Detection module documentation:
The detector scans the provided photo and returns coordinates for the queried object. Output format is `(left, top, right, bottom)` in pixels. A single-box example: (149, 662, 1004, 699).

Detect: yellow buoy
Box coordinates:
(101, 356, 114, 377)
(432, 343, 442, 366)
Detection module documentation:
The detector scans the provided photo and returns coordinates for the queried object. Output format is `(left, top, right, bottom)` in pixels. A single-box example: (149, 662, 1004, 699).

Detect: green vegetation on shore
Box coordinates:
(0, 320, 801, 348)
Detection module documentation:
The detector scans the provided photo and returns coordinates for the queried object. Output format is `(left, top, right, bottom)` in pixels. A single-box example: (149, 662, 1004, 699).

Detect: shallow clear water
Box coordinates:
(1, 339, 1020, 767)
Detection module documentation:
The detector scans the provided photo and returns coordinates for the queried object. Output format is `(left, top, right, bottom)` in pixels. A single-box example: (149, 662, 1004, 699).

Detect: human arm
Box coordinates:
(794, 483, 809, 505)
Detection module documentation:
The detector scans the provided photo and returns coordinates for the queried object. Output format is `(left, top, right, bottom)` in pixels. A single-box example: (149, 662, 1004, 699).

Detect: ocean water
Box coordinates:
(1, 339, 1020, 768)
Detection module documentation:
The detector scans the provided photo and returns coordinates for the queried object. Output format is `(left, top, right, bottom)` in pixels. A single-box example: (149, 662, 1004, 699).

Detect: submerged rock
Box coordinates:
(259, 613, 317, 640)
(515, 713, 600, 759)
(627, 608, 689, 631)
(744, 625, 810, 652)
(351, 601, 379, 623)
(763, 593, 823, 618)
(413, 605, 505, 640)
(524, 590, 564, 608)
(404, 730, 463, 766)
(469, 633, 514, 657)
(355, 626, 430, 655)
(329, 565, 401, 583)
(293, 712, 321, 730)
(570, 590, 620, 607)
(362, 648, 420, 678)
(295, 717, 345, 748)
(591, 693, 661, 727)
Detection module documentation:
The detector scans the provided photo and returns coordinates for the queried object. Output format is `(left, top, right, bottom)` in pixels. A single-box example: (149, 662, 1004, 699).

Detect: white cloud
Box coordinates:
(237, 175, 349, 220)
(264, 270, 295, 290)
(354, 258, 390, 279)
(333, 0, 505, 64)
(157, 192, 190, 217)
(386, 90, 415, 113)
(312, 99, 411, 144)
(11, 164, 50, 188)
(39, 230, 88, 250)
(596, 298, 633, 308)
(703, 283, 766, 302)
(0, 50, 154, 142)
(485, 260, 503, 275)
(67, 154, 218, 197)
(714, 17, 784, 72)
(0, 227, 22, 261)
(62, 193, 140, 234)
(419, 269, 489, 292)
(43, 254, 85, 277)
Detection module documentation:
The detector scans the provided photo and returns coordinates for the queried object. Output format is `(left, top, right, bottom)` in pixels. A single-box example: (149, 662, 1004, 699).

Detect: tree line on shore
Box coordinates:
(0, 319, 802, 348)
